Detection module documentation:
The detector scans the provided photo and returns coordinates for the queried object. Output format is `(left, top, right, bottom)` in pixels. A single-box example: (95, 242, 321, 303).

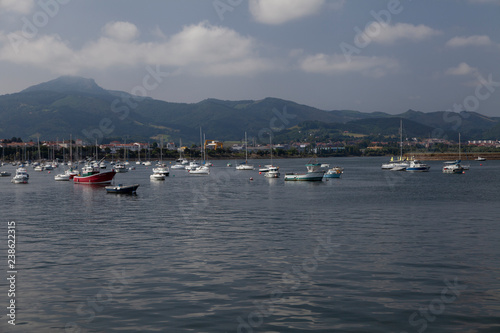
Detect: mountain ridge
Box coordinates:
(1, 76, 499, 143)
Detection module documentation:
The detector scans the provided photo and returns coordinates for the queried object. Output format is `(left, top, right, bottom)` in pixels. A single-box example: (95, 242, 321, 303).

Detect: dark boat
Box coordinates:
(105, 184, 139, 194)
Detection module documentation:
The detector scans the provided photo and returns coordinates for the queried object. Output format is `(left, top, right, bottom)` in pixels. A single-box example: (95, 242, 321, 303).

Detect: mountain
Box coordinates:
(21, 76, 109, 96)
(0, 76, 498, 143)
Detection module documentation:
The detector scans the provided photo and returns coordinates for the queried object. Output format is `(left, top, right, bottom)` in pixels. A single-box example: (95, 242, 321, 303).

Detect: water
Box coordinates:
(1, 157, 499, 332)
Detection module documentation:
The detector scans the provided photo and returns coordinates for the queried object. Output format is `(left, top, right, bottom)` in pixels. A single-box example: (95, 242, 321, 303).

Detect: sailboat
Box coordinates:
(236, 132, 254, 170)
(189, 128, 210, 175)
(381, 119, 409, 171)
(171, 138, 188, 169)
(153, 137, 170, 176)
(443, 133, 465, 174)
(264, 133, 279, 178)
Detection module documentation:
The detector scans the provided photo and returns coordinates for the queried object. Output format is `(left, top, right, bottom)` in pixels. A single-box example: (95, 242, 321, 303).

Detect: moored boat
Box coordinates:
(73, 161, 116, 184)
(11, 167, 29, 184)
(105, 184, 139, 194)
(284, 161, 325, 181)
(442, 161, 464, 174)
(264, 166, 280, 178)
(405, 159, 430, 172)
(324, 167, 343, 178)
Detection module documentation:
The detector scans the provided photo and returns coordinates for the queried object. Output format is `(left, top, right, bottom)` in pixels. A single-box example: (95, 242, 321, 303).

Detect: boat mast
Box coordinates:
(270, 132, 273, 166)
(459, 133, 461, 161)
(399, 118, 403, 161)
(245, 131, 248, 163)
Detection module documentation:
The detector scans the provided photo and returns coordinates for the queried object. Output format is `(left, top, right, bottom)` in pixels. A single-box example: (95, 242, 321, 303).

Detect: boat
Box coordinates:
(443, 161, 464, 174)
(73, 160, 116, 184)
(114, 162, 128, 173)
(150, 173, 165, 181)
(405, 158, 430, 172)
(284, 160, 325, 181)
(152, 164, 170, 176)
(263, 134, 280, 178)
(11, 167, 29, 184)
(99, 161, 107, 169)
(170, 163, 185, 170)
(54, 173, 71, 181)
(259, 164, 273, 172)
(476, 156, 486, 161)
(443, 133, 465, 174)
(153, 138, 170, 176)
(189, 165, 210, 175)
(264, 166, 280, 178)
(226, 162, 232, 167)
(324, 167, 343, 178)
(382, 119, 409, 170)
(105, 184, 139, 194)
(185, 161, 200, 171)
(34, 165, 44, 172)
(236, 132, 254, 170)
(0, 171, 11, 177)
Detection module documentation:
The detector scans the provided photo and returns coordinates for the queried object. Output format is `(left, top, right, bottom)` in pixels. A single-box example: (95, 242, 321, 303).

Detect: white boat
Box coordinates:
(152, 164, 170, 176)
(99, 161, 107, 169)
(324, 167, 343, 178)
(185, 161, 200, 171)
(150, 173, 165, 181)
(443, 133, 465, 174)
(189, 165, 210, 175)
(170, 163, 185, 170)
(259, 164, 273, 172)
(405, 159, 430, 172)
(382, 119, 409, 170)
(443, 161, 464, 174)
(263, 134, 279, 178)
(11, 167, 29, 184)
(236, 132, 254, 170)
(143, 161, 152, 166)
(54, 173, 71, 181)
(264, 166, 280, 178)
(34, 165, 44, 172)
(114, 163, 128, 173)
(476, 156, 486, 161)
(284, 161, 325, 181)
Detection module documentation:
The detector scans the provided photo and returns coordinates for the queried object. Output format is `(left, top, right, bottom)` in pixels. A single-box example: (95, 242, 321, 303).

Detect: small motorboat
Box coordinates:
(476, 156, 486, 161)
(0, 171, 11, 177)
(54, 173, 71, 181)
(105, 184, 139, 194)
(324, 167, 343, 178)
(150, 173, 165, 181)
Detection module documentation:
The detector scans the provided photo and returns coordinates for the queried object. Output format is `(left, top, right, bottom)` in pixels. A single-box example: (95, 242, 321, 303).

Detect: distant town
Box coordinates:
(2, 136, 500, 162)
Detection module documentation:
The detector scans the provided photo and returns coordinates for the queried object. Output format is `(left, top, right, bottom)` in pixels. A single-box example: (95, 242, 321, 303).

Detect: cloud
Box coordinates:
(102, 21, 139, 42)
(0, 21, 275, 76)
(363, 22, 440, 45)
(249, 0, 329, 25)
(0, 0, 34, 14)
(445, 35, 493, 47)
(299, 53, 398, 77)
(445, 62, 478, 76)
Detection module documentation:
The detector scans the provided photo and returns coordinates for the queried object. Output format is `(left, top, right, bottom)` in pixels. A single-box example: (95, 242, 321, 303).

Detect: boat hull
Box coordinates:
(73, 171, 116, 184)
(105, 184, 139, 194)
(284, 172, 324, 181)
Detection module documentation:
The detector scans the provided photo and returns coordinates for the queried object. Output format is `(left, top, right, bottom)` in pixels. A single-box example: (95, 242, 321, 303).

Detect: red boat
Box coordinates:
(73, 162, 116, 184)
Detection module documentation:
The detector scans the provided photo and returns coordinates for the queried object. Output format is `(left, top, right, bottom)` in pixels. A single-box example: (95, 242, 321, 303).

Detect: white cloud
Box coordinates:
(363, 22, 440, 45)
(299, 53, 398, 77)
(445, 62, 478, 76)
(102, 21, 139, 42)
(249, 0, 328, 25)
(445, 35, 493, 47)
(0, 0, 34, 14)
(0, 21, 275, 76)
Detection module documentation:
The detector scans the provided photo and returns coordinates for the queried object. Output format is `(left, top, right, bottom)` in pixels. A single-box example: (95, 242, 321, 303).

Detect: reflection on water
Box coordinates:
(0, 157, 499, 332)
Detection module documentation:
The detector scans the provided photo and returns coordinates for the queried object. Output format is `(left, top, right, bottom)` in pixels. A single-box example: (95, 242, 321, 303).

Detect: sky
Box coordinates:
(0, 0, 499, 116)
